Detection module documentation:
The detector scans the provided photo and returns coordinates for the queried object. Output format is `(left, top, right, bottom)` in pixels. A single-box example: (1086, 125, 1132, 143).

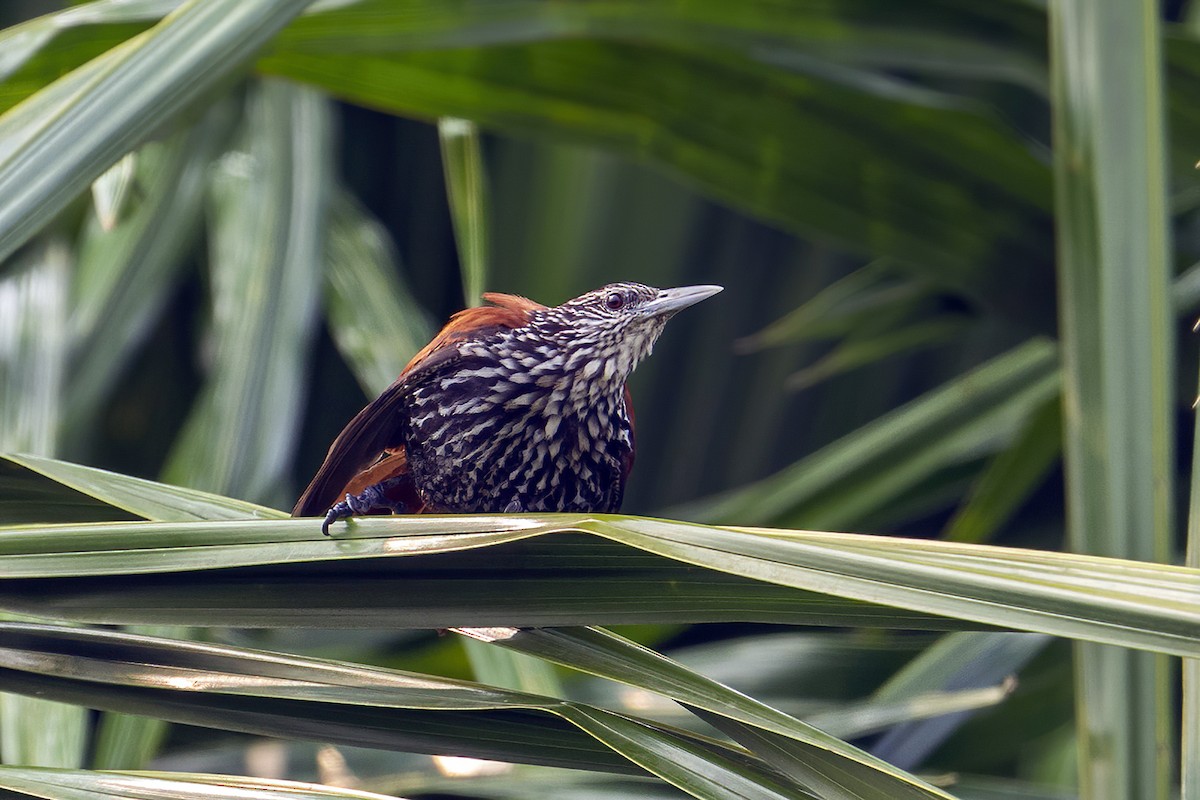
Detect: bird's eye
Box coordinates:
(604, 291, 625, 311)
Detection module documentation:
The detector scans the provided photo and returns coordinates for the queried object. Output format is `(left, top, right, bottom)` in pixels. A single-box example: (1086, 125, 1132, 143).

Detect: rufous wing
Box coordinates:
(292, 294, 545, 517)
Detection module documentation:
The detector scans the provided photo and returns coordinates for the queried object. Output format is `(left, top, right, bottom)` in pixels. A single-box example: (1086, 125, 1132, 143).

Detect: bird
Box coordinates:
(293, 281, 722, 534)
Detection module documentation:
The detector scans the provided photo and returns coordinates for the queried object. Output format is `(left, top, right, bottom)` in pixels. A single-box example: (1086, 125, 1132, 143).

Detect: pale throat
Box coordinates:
(528, 316, 664, 406)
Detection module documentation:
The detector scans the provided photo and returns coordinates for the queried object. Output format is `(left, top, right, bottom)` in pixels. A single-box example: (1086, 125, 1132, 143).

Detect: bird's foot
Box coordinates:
(321, 498, 358, 537)
(503, 498, 524, 513)
(321, 479, 407, 536)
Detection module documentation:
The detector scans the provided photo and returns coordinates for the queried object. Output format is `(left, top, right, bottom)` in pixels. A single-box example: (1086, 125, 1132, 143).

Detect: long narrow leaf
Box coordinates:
(0, 765, 399, 800)
(258, 38, 1050, 313)
(0, 239, 69, 457)
(1184, 252, 1200, 800)
(554, 705, 809, 800)
(324, 190, 432, 397)
(0, 457, 136, 526)
(869, 632, 1049, 769)
(462, 636, 563, 698)
(0, 498, 1195, 654)
(4, 454, 284, 521)
(475, 626, 953, 799)
(0, 622, 813, 798)
(0, 237, 85, 769)
(1050, 1, 1175, 797)
(0, 515, 953, 631)
(63, 103, 234, 438)
(162, 80, 328, 506)
(692, 708, 933, 800)
(439, 117, 489, 308)
(942, 395, 1061, 544)
(676, 339, 1059, 527)
(587, 518, 1200, 657)
(0, 0, 313, 264)
(0, 2, 1051, 110)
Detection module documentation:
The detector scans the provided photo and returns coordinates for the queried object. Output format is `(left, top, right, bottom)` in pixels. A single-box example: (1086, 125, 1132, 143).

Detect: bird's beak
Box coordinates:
(642, 284, 724, 317)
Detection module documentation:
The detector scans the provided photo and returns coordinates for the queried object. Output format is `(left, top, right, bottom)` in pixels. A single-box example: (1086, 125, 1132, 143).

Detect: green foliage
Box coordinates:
(0, 1, 1197, 799)
(1050, 3, 1176, 797)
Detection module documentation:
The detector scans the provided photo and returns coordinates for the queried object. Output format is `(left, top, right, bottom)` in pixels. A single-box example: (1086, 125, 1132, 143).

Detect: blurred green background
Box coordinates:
(0, 1, 1197, 799)
(0, 1, 1084, 530)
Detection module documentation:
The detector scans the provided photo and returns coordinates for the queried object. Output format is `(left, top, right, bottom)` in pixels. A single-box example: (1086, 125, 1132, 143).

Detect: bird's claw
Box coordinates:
(321, 481, 406, 536)
(322, 500, 352, 536)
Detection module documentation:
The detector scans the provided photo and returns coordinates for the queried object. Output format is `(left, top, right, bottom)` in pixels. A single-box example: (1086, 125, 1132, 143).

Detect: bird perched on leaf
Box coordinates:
(293, 282, 722, 534)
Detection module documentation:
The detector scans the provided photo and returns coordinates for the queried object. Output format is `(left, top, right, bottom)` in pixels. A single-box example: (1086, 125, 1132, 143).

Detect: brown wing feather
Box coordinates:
(291, 378, 413, 517)
(481, 292, 544, 315)
(342, 448, 425, 513)
(292, 295, 544, 517)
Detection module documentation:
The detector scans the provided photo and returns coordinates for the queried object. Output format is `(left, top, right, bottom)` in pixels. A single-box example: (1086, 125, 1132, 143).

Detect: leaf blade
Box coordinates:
(0, 0, 313, 263)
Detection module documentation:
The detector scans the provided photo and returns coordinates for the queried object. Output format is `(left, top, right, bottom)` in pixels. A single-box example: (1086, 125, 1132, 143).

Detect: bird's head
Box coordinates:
(525, 282, 724, 396)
